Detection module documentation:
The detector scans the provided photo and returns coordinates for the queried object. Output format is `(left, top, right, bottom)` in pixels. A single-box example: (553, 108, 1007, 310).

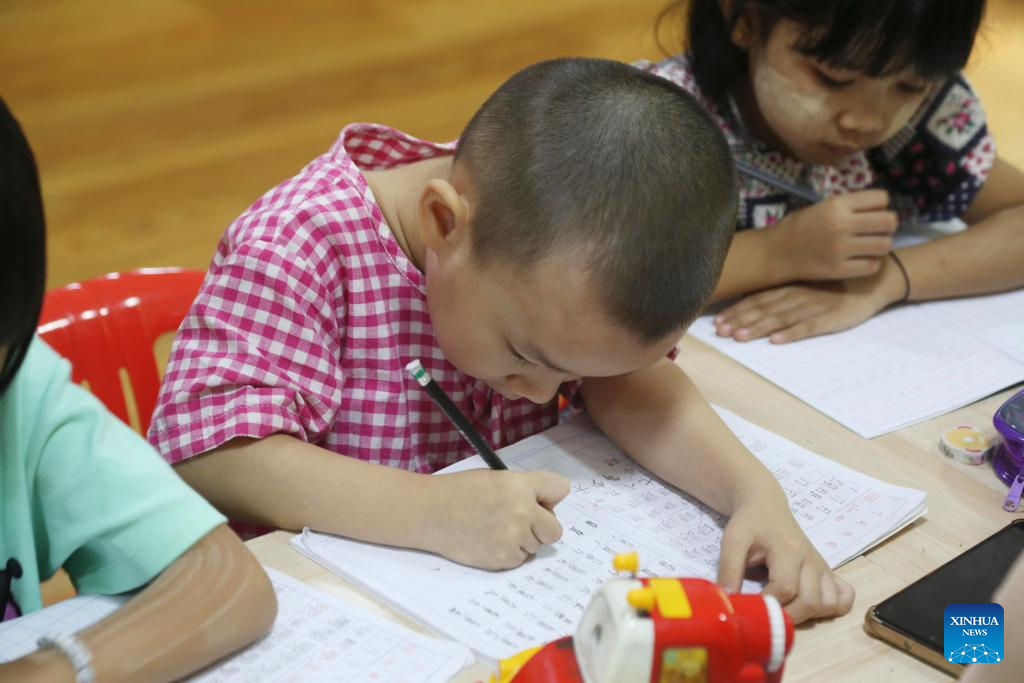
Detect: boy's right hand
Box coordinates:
(425, 469, 570, 570)
(769, 190, 898, 281)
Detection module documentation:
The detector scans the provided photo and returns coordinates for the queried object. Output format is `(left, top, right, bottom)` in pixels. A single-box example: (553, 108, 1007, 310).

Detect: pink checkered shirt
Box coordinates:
(149, 124, 571, 492)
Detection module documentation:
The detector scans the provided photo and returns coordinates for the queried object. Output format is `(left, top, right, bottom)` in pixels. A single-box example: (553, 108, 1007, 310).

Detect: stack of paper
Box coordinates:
(688, 289, 1024, 438)
(292, 409, 927, 663)
(0, 569, 472, 683)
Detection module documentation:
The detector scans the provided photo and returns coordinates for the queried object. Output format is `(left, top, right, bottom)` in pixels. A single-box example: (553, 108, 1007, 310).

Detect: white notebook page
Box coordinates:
(191, 569, 472, 683)
(688, 289, 1024, 438)
(0, 593, 124, 662)
(0, 569, 472, 683)
(292, 409, 926, 663)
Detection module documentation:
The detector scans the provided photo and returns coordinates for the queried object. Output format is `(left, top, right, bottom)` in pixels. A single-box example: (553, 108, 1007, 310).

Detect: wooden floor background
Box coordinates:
(2, 0, 1023, 289)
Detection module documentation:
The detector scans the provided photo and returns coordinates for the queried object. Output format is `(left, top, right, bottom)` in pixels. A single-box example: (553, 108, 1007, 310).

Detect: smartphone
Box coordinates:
(864, 519, 1024, 675)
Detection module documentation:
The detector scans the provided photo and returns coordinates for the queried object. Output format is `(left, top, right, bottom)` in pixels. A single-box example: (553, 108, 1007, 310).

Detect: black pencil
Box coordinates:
(406, 358, 509, 470)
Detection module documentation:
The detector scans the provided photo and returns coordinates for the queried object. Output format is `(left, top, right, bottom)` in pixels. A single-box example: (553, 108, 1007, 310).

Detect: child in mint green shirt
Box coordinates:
(0, 337, 234, 618)
(0, 99, 276, 683)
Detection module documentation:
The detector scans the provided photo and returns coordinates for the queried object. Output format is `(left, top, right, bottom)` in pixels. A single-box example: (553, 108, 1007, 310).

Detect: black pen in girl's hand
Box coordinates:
(736, 158, 822, 204)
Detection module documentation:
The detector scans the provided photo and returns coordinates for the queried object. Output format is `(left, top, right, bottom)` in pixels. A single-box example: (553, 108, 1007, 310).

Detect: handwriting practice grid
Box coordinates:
(192, 569, 471, 683)
(717, 410, 925, 564)
(926, 288, 1024, 361)
(0, 594, 124, 662)
(293, 409, 925, 663)
(0, 570, 470, 683)
(689, 288, 1024, 438)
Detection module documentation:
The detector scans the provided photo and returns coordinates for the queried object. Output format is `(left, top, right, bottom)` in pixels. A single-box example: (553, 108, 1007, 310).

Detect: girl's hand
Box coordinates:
(717, 495, 855, 624)
(769, 190, 898, 282)
(714, 255, 907, 343)
(425, 469, 570, 570)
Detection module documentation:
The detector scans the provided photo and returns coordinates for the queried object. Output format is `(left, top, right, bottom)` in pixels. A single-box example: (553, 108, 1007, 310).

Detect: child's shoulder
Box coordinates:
(228, 132, 378, 247)
(634, 55, 713, 110)
(222, 123, 453, 261)
(1, 337, 68, 416)
(879, 74, 990, 162)
(1, 338, 138, 469)
(871, 74, 995, 221)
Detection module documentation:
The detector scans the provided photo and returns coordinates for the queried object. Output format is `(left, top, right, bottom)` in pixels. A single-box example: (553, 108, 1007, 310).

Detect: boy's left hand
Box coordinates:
(713, 257, 906, 343)
(717, 498, 855, 624)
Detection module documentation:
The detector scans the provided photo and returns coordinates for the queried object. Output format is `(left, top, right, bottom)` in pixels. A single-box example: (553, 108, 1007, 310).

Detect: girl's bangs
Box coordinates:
(787, 2, 983, 80)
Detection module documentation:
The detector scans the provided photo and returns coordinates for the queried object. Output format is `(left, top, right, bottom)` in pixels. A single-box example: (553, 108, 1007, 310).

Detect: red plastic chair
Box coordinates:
(37, 268, 204, 435)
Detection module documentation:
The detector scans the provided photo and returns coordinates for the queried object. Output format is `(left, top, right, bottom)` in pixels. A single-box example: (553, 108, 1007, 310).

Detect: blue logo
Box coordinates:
(944, 603, 1003, 664)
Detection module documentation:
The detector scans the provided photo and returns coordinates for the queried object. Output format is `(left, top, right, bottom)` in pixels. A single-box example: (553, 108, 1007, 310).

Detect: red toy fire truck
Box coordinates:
(491, 552, 794, 683)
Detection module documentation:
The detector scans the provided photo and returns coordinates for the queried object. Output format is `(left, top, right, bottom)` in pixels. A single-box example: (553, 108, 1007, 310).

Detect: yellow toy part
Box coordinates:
(648, 578, 693, 619)
(627, 587, 656, 612)
(612, 551, 639, 574)
(625, 580, 693, 618)
(491, 645, 543, 683)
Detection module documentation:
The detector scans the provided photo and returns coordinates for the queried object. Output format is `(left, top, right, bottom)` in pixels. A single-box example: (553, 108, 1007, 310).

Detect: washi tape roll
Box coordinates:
(939, 425, 995, 466)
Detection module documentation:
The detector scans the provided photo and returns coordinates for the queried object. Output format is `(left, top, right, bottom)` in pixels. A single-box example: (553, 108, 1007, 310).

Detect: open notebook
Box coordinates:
(0, 568, 472, 682)
(688, 288, 1024, 438)
(292, 408, 927, 664)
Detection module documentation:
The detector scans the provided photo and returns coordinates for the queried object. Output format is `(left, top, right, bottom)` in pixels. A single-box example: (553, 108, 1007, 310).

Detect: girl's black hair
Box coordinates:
(662, 0, 986, 111)
(0, 98, 47, 396)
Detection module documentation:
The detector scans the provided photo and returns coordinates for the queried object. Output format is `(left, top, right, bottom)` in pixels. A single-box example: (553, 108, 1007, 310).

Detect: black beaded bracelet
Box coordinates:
(889, 252, 911, 304)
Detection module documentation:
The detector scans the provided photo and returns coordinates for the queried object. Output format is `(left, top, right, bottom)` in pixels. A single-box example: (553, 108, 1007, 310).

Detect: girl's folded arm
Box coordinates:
(895, 156, 1024, 301)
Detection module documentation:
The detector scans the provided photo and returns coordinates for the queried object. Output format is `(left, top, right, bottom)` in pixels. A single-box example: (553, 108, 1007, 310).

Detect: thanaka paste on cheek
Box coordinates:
(752, 61, 830, 147)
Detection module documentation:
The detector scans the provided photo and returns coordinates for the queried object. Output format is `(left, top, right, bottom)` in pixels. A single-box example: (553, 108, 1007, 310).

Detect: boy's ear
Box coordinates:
(418, 178, 471, 255)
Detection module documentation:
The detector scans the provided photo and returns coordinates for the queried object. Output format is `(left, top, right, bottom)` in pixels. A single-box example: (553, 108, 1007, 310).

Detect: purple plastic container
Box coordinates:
(993, 387, 1024, 512)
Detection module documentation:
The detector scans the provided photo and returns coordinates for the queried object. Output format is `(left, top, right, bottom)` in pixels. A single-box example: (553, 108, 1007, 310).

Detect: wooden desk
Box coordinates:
(247, 334, 1023, 682)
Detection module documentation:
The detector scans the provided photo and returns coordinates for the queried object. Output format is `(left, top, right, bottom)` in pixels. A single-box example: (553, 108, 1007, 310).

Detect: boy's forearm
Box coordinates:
(710, 228, 789, 303)
(897, 203, 1024, 301)
(175, 435, 443, 550)
(581, 360, 782, 516)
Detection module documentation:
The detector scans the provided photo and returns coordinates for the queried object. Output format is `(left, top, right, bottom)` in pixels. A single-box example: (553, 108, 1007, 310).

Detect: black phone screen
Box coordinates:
(873, 520, 1024, 652)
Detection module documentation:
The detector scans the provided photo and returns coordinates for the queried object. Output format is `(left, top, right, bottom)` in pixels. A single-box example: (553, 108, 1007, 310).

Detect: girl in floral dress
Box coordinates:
(647, 0, 1024, 343)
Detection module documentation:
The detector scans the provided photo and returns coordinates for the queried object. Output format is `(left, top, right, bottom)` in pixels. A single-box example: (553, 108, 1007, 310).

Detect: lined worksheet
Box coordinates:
(0, 569, 472, 683)
(688, 289, 1024, 438)
(192, 570, 472, 683)
(292, 410, 927, 663)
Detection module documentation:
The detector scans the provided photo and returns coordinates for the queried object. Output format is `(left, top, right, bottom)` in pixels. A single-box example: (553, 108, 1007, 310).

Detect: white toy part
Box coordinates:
(763, 594, 786, 673)
(573, 578, 654, 683)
